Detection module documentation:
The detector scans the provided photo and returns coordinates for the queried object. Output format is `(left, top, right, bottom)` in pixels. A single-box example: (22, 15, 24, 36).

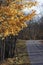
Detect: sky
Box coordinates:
(22, 0, 43, 21)
(0, 0, 43, 21)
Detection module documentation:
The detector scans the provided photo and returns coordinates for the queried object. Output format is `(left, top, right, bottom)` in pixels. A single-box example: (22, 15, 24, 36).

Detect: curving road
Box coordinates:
(26, 40, 43, 65)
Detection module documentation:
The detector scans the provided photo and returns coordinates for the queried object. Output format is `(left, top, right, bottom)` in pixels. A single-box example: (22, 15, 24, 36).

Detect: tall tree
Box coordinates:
(0, 0, 38, 59)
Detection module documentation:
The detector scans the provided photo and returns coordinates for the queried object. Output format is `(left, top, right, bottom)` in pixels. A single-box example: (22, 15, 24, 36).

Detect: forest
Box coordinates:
(18, 17, 43, 40)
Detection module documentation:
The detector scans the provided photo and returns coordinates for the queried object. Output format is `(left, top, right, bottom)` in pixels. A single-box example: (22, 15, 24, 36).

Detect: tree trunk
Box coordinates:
(0, 35, 17, 61)
(0, 38, 5, 62)
(5, 35, 17, 58)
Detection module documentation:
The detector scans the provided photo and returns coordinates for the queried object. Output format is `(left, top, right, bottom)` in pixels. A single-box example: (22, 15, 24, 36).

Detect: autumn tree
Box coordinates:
(0, 0, 37, 58)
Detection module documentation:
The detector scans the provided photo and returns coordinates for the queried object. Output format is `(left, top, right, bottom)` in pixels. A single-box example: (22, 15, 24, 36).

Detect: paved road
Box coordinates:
(26, 40, 43, 65)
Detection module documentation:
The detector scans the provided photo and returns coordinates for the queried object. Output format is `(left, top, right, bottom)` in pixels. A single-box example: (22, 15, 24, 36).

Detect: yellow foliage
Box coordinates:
(0, 0, 37, 37)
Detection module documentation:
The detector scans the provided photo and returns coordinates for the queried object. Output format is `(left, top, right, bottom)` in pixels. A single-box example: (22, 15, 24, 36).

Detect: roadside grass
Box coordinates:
(0, 40, 30, 65)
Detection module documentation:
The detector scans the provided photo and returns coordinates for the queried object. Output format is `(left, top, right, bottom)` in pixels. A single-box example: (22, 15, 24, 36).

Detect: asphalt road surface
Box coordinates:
(26, 40, 43, 65)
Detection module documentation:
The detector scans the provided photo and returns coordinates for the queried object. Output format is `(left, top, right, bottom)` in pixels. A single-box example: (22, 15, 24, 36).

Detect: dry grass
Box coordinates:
(0, 40, 30, 65)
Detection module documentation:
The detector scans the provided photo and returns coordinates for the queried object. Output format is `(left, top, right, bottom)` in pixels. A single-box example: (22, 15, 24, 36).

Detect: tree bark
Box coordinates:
(0, 35, 17, 61)
(0, 38, 5, 61)
(5, 35, 17, 58)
